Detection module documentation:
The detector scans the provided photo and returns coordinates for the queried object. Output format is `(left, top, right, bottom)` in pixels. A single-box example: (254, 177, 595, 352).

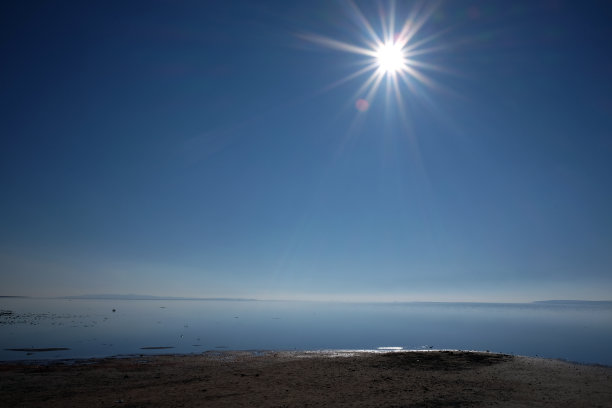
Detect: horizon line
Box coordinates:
(2, 294, 612, 304)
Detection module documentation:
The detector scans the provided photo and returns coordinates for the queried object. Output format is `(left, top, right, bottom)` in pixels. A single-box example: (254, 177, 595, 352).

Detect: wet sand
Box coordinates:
(1, 350, 611, 407)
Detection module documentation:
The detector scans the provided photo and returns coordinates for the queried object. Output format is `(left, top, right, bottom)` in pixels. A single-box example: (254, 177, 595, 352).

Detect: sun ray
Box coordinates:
(378, 2, 391, 44)
(387, 0, 396, 43)
(346, 0, 383, 48)
(319, 63, 379, 94)
(354, 69, 384, 101)
(396, 69, 419, 95)
(297, 33, 377, 57)
(391, 73, 402, 105)
(365, 73, 385, 101)
(404, 43, 448, 60)
(403, 66, 436, 89)
(395, 1, 438, 48)
(403, 28, 452, 55)
(384, 71, 394, 109)
(403, 58, 454, 75)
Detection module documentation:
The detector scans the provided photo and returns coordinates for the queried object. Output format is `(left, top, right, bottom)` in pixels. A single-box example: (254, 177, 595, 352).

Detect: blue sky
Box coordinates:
(1, 0, 611, 301)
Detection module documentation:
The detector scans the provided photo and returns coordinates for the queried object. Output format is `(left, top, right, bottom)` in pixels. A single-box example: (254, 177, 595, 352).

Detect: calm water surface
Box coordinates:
(1, 298, 611, 365)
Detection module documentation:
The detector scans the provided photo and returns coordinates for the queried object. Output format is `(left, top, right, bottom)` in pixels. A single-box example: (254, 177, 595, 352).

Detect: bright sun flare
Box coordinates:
(376, 42, 405, 74)
(301, 2, 444, 109)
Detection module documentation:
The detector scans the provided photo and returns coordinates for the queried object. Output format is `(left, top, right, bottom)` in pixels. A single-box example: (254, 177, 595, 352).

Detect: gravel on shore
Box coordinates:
(1, 350, 611, 407)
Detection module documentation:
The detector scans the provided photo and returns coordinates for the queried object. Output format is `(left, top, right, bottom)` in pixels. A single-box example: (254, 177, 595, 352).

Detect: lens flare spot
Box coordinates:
(355, 98, 370, 112)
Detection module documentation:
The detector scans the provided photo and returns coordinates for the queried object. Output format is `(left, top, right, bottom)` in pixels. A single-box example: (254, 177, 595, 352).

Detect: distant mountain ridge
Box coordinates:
(532, 300, 612, 305)
(60, 294, 258, 301)
(54, 295, 612, 304)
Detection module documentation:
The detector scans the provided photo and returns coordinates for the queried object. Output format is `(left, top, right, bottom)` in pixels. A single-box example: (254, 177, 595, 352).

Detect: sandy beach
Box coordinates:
(1, 350, 611, 407)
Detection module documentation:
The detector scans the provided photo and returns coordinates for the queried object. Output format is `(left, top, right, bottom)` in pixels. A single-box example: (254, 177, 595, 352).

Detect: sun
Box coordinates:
(375, 42, 405, 75)
(299, 2, 445, 109)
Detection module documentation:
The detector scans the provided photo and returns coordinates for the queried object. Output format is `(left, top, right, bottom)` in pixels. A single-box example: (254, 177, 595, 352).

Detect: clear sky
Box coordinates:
(1, 0, 611, 302)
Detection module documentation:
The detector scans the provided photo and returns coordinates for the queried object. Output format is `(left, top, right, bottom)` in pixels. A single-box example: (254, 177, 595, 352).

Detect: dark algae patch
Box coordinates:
(376, 351, 513, 371)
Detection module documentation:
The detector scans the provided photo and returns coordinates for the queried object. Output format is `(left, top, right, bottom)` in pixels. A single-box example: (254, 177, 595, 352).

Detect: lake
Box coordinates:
(1, 297, 611, 365)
